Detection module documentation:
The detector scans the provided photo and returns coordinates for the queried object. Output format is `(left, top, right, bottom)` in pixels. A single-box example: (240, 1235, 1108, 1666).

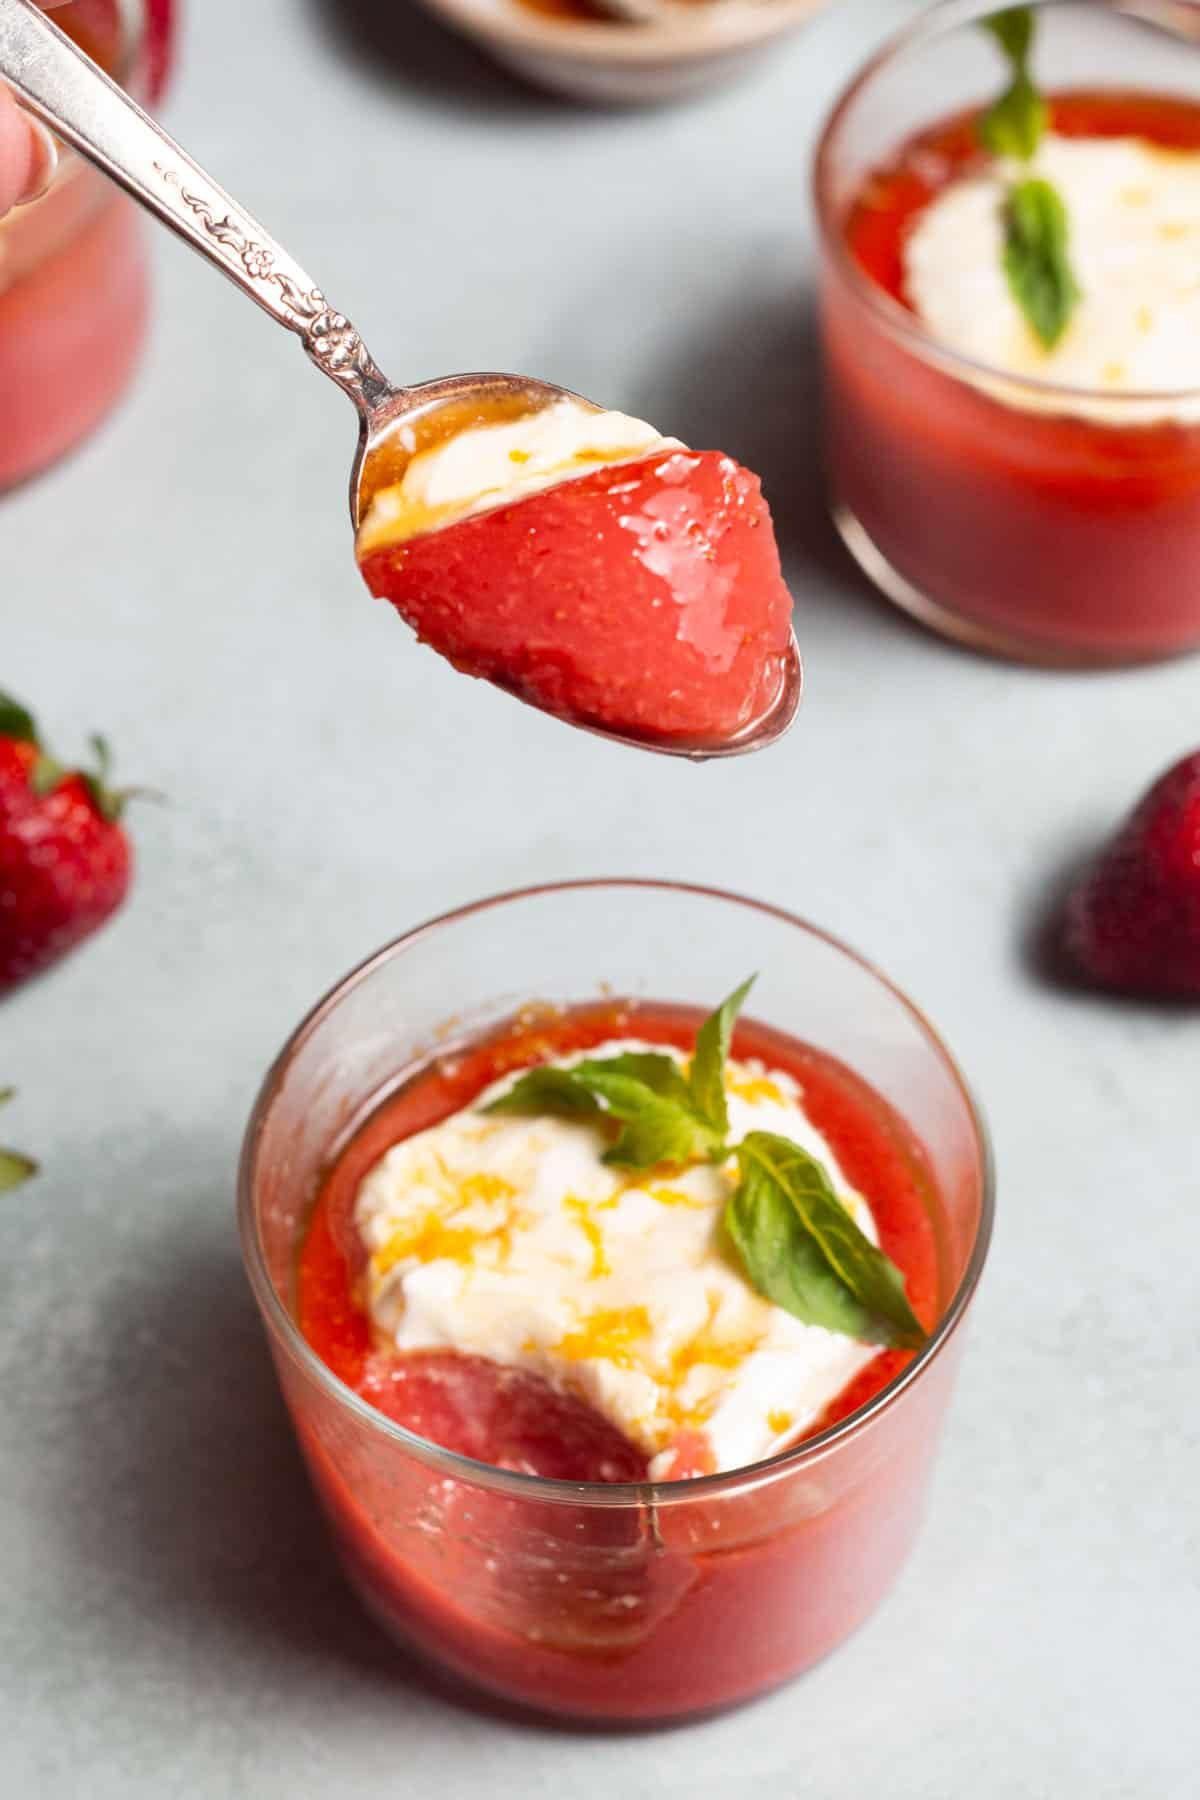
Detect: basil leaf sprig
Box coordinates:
(486, 1028, 734, 1170)
(979, 7, 1046, 160)
(728, 1135, 926, 1350)
(0, 1089, 37, 1194)
(484, 979, 927, 1351)
(978, 6, 1080, 349)
(1003, 178, 1080, 352)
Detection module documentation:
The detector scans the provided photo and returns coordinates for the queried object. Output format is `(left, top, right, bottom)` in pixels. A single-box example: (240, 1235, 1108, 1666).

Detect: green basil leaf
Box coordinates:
(688, 975, 756, 1135)
(572, 1051, 692, 1107)
(482, 974, 758, 1172)
(730, 1132, 927, 1349)
(0, 1099, 35, 1191)
(484, 1066, 603, 1120)
(484, 1055, 721, 1170)
(982, 5, 1034, 66)
(576, 1069, 724, 1170)
(1004, 177, 1080, 348)
(979, 71, 1047, 161)
(0, 691, 37, 745)
(726, 1151, 878, 1343)
(486, 1054, 693, 1124)
(979, 8, 1046, 161)
(0, 1150, 37, 1193)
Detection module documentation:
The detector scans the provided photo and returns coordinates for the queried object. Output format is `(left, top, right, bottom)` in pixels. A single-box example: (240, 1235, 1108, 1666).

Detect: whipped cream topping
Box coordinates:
(903, 133, 1200, 423)
(357, 399, 680, 554)
(355, 1042, 880, 1481)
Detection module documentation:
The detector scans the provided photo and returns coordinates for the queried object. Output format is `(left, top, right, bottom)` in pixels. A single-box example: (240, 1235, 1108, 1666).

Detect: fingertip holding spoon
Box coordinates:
(0, 0, 800, 759)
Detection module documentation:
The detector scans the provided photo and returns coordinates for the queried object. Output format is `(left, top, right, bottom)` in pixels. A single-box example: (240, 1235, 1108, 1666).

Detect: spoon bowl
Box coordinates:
(0, 0, 800, 759)
(355, 371, 802, 759)
(353, 368, 803, 758)
(349, 370, 580, 529)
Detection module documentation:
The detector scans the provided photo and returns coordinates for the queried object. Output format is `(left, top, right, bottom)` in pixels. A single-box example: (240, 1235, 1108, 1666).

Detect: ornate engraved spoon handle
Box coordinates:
(0, 0, 390, 415)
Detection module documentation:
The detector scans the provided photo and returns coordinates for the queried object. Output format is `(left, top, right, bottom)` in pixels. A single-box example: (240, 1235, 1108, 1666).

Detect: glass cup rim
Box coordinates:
(238, 877, 995, 1509)
(811, 0, 1200, 410)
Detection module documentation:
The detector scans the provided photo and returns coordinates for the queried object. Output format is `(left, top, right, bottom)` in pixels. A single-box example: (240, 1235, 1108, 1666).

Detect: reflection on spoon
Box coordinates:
(0, 0, 801, 759)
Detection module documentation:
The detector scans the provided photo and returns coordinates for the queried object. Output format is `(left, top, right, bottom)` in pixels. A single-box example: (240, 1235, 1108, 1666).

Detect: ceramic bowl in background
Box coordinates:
(414, 0, 830, 105)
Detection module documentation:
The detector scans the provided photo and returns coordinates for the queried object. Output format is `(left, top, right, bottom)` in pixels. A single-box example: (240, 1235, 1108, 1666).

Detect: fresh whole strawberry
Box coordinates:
(0, 691, 136, 995)
(1064, 750, 1200, 999)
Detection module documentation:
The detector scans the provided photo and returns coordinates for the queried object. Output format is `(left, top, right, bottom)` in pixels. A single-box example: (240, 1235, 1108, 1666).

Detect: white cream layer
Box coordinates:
(903, 133, 1200, 423)
(354, 1042, 880, 1481)
(357, 400, 680, 554)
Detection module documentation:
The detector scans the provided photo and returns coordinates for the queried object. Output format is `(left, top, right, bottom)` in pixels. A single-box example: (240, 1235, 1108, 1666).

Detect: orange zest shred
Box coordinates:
(725, 1070, 786, 1106)
(556, 1306, 653, 1368)
(371, 1168, 522, 1275)
(563, 1195, 612, 1279)
(647, 1183, 711, 1210)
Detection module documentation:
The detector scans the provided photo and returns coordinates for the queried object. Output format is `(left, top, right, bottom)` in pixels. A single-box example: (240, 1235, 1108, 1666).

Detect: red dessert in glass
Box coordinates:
(816, 0, 1200, 665)
(239, 882, 992, 1722)
(299, 1002, 939, 1465)
(0, 1, 174, 491)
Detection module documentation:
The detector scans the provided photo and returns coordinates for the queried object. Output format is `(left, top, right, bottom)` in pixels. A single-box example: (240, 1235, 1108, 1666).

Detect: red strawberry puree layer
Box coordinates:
(357, 450, 794, 744)
(294, 1003, 945, 1719)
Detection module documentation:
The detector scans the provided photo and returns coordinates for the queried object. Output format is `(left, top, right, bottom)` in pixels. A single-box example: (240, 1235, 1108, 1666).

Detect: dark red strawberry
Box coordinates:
(1064, 750, 1200, 999)
(0, 691, 136, 995)
(0, 1088, 36, 1192)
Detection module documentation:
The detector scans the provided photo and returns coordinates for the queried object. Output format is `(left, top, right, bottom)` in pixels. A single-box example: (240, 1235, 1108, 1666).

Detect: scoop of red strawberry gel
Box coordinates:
(358, 449, 794, 745)
(1064, 750, 1200, 999)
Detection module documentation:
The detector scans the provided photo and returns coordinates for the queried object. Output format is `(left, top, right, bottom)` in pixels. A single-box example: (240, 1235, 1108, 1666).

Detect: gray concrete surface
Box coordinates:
(2, 0, 1197, 1792)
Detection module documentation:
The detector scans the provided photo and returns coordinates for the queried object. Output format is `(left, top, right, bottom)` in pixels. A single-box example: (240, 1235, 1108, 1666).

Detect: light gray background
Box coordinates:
(3, 0, 1198, 1792)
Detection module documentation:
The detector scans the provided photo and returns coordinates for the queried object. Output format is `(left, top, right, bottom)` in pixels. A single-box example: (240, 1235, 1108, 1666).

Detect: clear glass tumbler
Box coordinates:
(0, 0, 174, 490)
(816, 0, 1200, 666)
(239, 880, 993, 1723)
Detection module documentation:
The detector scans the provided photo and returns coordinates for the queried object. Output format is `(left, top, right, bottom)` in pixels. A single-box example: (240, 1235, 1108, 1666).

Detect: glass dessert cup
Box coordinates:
(239, 881, 993, 1724)
(0, 0, 167, 492)
(815, 0, 1200, 668)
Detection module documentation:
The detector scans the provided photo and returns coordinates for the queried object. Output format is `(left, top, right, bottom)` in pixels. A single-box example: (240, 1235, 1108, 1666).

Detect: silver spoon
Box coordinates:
(0, 0, 801, 760)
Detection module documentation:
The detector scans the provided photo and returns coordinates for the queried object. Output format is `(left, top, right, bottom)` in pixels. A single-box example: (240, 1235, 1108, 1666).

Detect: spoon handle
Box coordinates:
(0, 0, 390, 414)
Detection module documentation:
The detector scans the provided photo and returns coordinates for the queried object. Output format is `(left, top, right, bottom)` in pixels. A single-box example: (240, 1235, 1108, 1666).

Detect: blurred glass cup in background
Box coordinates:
(815, 0, 1200, 666)
(0, 0, 174, 491)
